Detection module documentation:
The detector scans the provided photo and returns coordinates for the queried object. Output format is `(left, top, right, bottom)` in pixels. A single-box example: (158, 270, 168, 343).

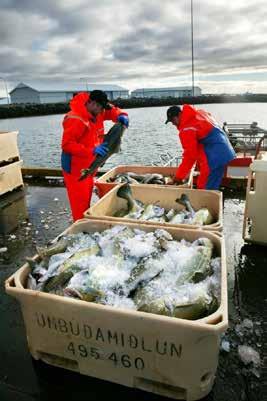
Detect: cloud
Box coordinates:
(0, 0, 267, 95)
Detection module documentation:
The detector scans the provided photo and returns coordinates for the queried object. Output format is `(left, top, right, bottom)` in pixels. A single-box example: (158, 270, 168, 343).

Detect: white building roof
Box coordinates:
(10, 81, 128, 94)
(132, 86, 201, 92)
(0, 97, 9, 105)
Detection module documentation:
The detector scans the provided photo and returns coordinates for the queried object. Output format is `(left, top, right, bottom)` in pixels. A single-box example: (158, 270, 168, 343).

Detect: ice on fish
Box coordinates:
(26, 225, 221, 320)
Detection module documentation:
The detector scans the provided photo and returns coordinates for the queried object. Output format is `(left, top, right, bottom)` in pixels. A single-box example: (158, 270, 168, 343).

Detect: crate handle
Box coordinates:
(134, 377, 186, 399)
(6, 266, 28, 290)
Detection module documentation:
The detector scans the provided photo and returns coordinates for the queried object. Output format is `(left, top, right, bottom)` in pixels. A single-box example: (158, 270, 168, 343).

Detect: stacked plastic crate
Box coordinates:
(0, 130, 23, 196)
(243, 157, 267, 245)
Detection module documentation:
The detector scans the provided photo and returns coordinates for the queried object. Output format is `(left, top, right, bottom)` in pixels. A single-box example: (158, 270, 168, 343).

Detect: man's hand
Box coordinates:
(117, 114, 129, 128)
(165, 176, 175, 185)
(174, 178, 185, 186)
(93, 143, 109, 157)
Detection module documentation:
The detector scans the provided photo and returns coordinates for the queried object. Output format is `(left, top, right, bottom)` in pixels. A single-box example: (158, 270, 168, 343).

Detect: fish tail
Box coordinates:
(36, 246, 46, 259)
(25, 257, 37, 271)
(117, 183, 131, 200)
(117, 183, 134, 211)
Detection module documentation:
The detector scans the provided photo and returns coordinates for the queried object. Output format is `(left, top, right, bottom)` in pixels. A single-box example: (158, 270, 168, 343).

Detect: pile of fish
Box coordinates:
(107, 172, 174, 185)
(26, 225, 221, 320)
(113, 184, 214, 226)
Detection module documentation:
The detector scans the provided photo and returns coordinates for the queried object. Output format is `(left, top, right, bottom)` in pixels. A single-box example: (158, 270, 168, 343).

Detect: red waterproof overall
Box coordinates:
(61, 92, 126, 221)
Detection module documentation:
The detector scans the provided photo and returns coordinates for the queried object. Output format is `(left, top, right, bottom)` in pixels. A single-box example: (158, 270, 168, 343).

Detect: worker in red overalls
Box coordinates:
(61, 90, 129, 221)
(165, 105, 236, 189)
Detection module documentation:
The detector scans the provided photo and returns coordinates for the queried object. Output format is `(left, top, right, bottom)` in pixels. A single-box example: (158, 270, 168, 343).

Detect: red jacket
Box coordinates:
(175, 105, 223, 180)
(61, 92, 127, 176)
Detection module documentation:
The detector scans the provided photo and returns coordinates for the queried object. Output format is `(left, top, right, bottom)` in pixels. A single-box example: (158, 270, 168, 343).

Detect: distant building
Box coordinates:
(0, 97, 9, 105)
(9, 82, 129, 104)
(131, 86, 202, 98)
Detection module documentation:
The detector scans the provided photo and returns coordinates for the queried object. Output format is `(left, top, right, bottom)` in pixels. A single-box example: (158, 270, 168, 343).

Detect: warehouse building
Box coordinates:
(131, 86, 201, 98)
(9, 82, 129, 104)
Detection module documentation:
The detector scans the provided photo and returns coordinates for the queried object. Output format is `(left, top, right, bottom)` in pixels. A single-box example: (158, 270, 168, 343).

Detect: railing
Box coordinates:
(151, 151, 182, 167)
(152, 123, 267, 167)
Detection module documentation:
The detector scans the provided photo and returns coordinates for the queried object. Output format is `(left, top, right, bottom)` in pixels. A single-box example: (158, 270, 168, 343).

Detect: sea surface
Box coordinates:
(0, 103, 266, 170)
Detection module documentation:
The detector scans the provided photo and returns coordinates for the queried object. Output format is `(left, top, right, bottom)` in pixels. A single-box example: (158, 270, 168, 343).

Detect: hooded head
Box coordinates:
(69, 92, 90, 119)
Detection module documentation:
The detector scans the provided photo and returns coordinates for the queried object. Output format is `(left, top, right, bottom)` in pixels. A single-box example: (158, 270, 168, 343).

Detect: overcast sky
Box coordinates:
(1, 0, 267, 96)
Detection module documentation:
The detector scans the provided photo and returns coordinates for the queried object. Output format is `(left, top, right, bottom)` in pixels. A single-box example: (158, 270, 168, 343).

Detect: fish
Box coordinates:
(64, 286, 104, 302)
(137, 294, 213, 320)
(43, 243, 100, 292)
(25, 256, 39, 271)
(176, 193, 195, 215)
(168, 211, 186, 225)
(142, 173, 165, 184)
(108, 174, 140, 184)
(117, 183, 144, 218)
(139, 204, 165, 221)
(175, 237, 213, 285)
(136, 279, 218, 320)
(79, 123, 126, 180)
(192, 208, 214, 225)
(176, 194, 213, 225)
(36, 236, 75, 259)
(133, 237, 215, 319)
(124, 256, 165, 294)
(138, 298, 172, 316)
(173, 293, 218, 320)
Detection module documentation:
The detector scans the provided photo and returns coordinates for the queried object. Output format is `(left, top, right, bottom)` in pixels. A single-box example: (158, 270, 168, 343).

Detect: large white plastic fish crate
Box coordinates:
(0, 131, 20, 163)
(5, 219, 227, 401)
(86, 185, 223, 232)
(0, 160, 24, 196)
(243, 158, 267, 245)
(95, 165, 194, 198)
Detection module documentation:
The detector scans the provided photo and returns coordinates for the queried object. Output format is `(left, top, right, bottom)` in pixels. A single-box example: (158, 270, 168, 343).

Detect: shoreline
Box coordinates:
(1, 94, 267, 119)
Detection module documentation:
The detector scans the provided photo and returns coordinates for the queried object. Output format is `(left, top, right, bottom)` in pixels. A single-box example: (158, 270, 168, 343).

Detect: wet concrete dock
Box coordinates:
(0, 182, 265, 401)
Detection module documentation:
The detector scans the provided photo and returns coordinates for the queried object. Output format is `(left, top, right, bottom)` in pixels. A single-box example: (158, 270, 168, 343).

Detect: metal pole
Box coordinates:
(0, 77, 10, 104)
(80, 77, 89, 92)
(190, 0, 195, 97)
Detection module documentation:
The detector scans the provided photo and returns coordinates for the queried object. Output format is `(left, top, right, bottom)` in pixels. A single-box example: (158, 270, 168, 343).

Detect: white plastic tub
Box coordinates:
(5, 219, 227, 401)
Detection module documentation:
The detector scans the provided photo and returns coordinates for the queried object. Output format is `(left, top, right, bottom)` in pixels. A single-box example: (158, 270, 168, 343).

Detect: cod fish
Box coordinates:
(139, 204, 165, 221)
(175, 237, 214, 285)
(64, 286, 104, 302)
(108, 173, 140, 184)
(63, 270, 104, 302)
(138, 292, 218, 320)
(79, 123, 126, 180)
(43, 243, 100, 292)
(36, 236, 76, 259)
(117, 183, 144, 219)
(176, 193, 213, 225)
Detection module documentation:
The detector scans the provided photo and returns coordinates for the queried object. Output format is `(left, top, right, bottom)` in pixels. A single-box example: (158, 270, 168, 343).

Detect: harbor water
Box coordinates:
(0, 103, 267, 169)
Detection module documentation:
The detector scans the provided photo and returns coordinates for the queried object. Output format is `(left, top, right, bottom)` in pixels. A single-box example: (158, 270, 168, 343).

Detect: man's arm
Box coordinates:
(103, 105, 129, 125)
(175, 129, 198, 180)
